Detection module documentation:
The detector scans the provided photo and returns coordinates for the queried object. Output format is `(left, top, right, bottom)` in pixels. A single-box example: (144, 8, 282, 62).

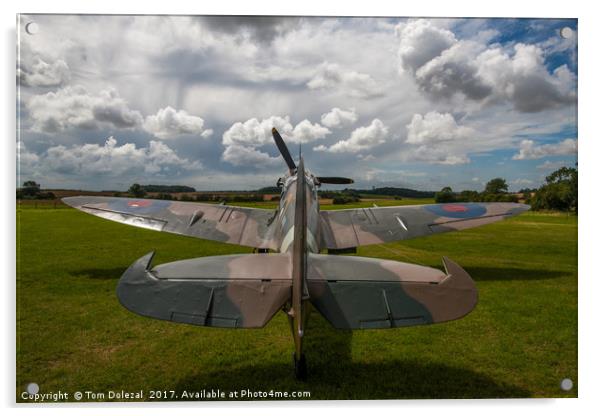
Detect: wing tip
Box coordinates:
(510, 203, 531, 215)
(61, 196, 83, 208)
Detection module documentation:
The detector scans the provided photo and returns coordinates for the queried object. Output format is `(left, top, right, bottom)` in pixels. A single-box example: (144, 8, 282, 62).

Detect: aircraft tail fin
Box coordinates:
(117, 252, 292, 328)
(307, 254, 477, 329)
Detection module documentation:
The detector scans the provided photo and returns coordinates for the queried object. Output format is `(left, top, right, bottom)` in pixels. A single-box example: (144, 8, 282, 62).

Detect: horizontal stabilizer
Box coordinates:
(117, 252, 292, 328)
(307, 254, 477, 329)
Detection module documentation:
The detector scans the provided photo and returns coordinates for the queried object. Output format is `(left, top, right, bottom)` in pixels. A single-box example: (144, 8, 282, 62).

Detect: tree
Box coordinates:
(531, 166, 577, 212)
(435, 186, 456, 203)
(457, 190, 480, 202)
(21, 180, 41, 197)
(128, 183, 146, 198)
(484, 178, 508, 194)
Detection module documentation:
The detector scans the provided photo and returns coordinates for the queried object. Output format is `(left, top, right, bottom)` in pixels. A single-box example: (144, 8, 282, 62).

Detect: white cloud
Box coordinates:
(396, 19, 457, 74)
(143, 106, 213, 139)
(406, 111, 475, 144)
(536, 160, 570, 170)
(27, 85, 143, 133)
(320, 107, 358, 129)
(17, 141, 41, 179)
(17, 141, 40, 167)
(363, 168, 427, 182)
(223, 116, 290, 147)
(221, 145, 281, 167)
(411, 145, 471, 165)
(307, 62, 383, 99)
(18, 58, 71, 87)
(314, 119, 389, 153)
(512, 138, 577, 160)
(404, 112, 475, 165)
(292, 120, 331, 143)
(223, 116, 330, 147)
(15, 15, 578, 191)
(41, 136, 201, 176)
(396, 19, 576, 112)
(511, 178, 535, 186)
(221, 115, 330, 167)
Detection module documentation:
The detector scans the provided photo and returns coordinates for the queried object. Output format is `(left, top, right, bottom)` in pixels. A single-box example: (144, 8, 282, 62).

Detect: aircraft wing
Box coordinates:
(62, 196, 277, 249)
(320, 202, 529, 249)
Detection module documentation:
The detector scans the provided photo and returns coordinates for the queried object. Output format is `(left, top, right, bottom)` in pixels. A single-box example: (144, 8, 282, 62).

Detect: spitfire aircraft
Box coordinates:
(63, 128, 529, 379)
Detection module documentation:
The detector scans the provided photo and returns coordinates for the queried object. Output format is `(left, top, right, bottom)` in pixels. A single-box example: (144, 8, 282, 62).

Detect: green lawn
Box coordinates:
(16, 202, 577, 401)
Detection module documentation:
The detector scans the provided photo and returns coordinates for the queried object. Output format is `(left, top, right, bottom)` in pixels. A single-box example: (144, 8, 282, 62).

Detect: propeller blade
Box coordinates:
(316, 177, 354, 185)
(271, 128, 296, 171)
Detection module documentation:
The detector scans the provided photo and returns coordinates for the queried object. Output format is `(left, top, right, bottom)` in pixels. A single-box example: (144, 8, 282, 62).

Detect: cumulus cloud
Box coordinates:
(396, 19, 576, 112)
(221, 116, 330, 166)
(221, 145, 281, 167)
(17, 141, 40, 170)
(18, 58, 71, 87)
(396, 19, 457, 74)
(18, 137, 196, 178)
(511, 178, 535, 186)
(198, 16, 300, 44)
(410, 145, 471, 165)
(292, 120, 331, 143)
(40, 136, 201, 176)
(512, 138, 577, 160)
(313, 119, 389, 153)
(143, 106, 213, 139)
(15, 15, 578, 191)
(320, 107, 358, 129)
(406, 111, 475, 144)
(307, 62, 383, 99)
(536, 160, 570, 171)
(223, 116, 330, 147)
(27, 86, 143, 133)
(403, 112, 475, 165)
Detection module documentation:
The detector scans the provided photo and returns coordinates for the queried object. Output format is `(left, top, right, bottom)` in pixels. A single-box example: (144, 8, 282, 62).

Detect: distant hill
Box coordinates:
(141, 184, 196, 193)
(358, 187, 435, 198)
(256, 186, 282, 194)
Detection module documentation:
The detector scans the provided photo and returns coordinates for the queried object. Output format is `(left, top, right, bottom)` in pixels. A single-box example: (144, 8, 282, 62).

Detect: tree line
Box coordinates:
(434, 166, 577, 212)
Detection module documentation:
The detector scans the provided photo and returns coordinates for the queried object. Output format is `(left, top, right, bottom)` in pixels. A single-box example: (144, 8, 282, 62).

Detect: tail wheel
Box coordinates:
(293, 352, 307, 380)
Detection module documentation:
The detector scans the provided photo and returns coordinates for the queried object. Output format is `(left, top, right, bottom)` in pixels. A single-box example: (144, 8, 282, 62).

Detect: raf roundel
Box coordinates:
(107, 198, 171, 215)
(127, 200, 153, 208)
(61, 126, 531, 381)
(424, 203, 487, 219)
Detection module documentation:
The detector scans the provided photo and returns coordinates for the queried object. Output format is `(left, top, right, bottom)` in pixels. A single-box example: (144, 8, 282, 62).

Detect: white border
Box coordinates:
(3, 1, 599, 415)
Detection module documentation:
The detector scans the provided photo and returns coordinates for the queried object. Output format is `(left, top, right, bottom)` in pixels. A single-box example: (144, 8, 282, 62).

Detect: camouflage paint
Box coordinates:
(62, 129, 530, 377)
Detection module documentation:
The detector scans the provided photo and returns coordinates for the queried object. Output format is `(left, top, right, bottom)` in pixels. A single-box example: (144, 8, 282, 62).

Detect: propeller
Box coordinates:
(271, 128, 296, 171)
(316, 177, 354, 185)
(271, 127, 353, 185)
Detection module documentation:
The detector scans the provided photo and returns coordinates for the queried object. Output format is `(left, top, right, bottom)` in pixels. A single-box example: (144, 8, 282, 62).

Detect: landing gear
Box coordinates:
(293, 352, 307, 380)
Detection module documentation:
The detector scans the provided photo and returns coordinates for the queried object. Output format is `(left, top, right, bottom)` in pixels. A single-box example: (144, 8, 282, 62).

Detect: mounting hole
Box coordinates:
(26, 382, 39, 395)
(560, 27, 574, 39)
(560, 378, 573, 391)
(25, 22, 39, 35)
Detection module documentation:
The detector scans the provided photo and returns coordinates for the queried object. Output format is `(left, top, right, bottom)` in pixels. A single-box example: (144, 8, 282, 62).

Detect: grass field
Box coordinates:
(16, 200, 577, 401)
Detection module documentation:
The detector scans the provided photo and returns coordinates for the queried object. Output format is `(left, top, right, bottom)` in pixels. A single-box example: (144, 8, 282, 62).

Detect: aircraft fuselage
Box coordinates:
(274, 158, 317, 375)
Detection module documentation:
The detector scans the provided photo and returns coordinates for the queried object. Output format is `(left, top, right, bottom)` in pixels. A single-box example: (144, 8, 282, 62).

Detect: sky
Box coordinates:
(16, 15, 577, 192)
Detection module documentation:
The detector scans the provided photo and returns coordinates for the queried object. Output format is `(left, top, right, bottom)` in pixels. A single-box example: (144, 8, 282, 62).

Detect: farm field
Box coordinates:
(16, 200, 577, 401)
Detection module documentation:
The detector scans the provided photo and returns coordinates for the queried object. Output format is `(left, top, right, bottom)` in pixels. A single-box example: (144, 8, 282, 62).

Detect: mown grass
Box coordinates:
(16, 201, 577, 401)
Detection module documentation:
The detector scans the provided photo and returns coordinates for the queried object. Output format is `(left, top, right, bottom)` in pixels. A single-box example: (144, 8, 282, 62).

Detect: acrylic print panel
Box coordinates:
(16, 14, 577, 402)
